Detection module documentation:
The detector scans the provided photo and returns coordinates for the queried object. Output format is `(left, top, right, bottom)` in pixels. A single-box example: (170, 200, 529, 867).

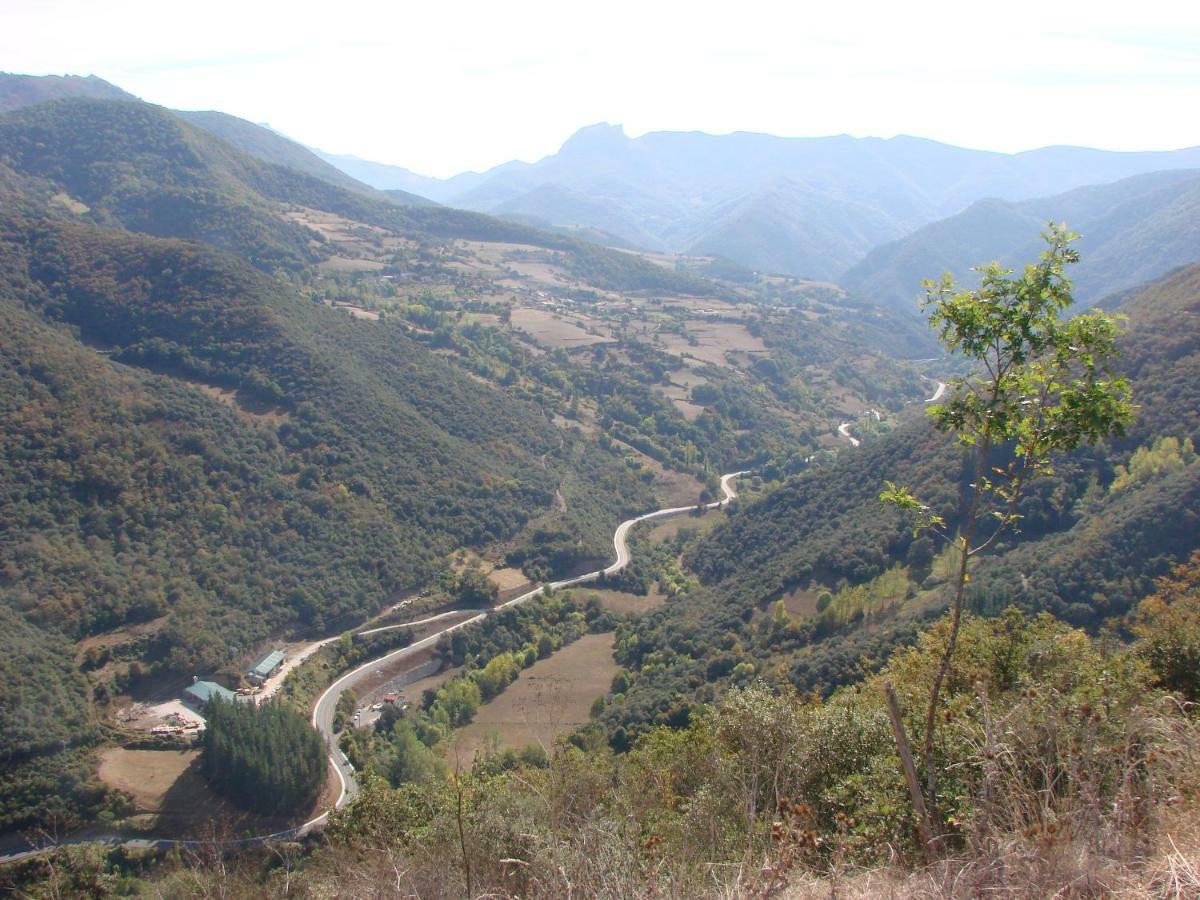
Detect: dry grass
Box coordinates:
(446, 633, 618, 766)
(781, 585, 821, 619)
(486, 566, 531, 592)
(650, 462, 707, 508)
(330, 302, 380, 321)
(501, 259, 575, 286)
(396, 665, 462, 706)
(75, 616, 166, 659)
(609, 437, 705, 508)
(99, 748, 199, 814)
(772, 693, 1200, 899)
(49, 191, 89, 214)
(317, 256, 386, 272)
(190, 381, 291, 425)
(98, 748, 338, 835)
(777, 823, 1200, 898)
(657, 321, 768, 368)
(510, 307, 614, 349)
(582, 585, 667, 614)
(644, 509, 725, 543)
(654, 382, 707, 421)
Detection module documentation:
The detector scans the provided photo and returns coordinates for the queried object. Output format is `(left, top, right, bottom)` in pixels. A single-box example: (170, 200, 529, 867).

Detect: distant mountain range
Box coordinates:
(312, 149, 485, 202)
(843, 168, 1200, 312)
(6, 72, 1200, 313)
(318, 123, 1200, 282)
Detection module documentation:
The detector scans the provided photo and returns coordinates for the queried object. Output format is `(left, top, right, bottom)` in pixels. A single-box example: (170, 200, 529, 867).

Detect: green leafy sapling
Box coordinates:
(881, 223, 1134, 841)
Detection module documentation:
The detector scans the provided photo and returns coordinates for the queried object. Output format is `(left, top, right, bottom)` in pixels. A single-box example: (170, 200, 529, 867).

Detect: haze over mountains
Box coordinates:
(318, 122, 1200, 283)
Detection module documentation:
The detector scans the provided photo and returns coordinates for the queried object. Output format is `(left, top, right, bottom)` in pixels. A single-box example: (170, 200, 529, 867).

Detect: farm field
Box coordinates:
(643, 507, 727, 543)
(612, 446, 706, 508)
(486, 565, 532, 592)
(781, 585, 821, 619)
(509, 306, 614, 348)
(655, 320, 768, 368)
(445, 632, 618, 766)
(99, 748, 201, 819)
(580, 586, 666, 614)
(655, 383, 706, 420)
(97, 748, 337, 834)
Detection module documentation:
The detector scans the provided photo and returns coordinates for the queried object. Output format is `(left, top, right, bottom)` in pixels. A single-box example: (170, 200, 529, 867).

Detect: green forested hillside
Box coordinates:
(0, 98, 718, 296)
(0, 98, 330, 269)
(0, 206, 656, 655)
(0, 94, 919, 838)
(599, 263, 1200, 737)
(0, 99, 901, 837)
(0, 199, 655, 829)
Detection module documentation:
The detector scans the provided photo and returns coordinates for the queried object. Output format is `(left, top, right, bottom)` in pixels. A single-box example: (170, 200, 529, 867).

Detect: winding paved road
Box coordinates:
(0, 470, 746, 863)
(309, 470, 747, 817)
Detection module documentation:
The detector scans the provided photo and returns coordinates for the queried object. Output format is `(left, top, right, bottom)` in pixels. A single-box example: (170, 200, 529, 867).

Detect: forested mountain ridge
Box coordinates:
(600, 262, 1200, 735)
(0, 98, 334, 270)
(0, 96, 718, 297)
(843, 168, 1200, 312)
(0, 72, 417, 206)
(172, 110, 435, 205)
(0, 72, 136, 113)
(0, 204, 644, 654)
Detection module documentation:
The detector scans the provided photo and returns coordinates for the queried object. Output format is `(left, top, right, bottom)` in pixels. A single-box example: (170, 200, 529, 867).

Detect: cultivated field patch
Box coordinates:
(487, 566, 532, 592)
(99, 748, 200, 816)
(446, 632, 618, 766)
(643, 510, 724, 544)
(654, 383, 706, 421)
(510, 307, 614, 349)
(98, 747, 338, 834)
(656, 320, 767, 368)
(781, 585, 821, 619)
(581, 586, 666, 614)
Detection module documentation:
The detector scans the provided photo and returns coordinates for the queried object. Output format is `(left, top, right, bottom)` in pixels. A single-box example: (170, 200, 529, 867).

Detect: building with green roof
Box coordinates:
(247, 648, 286, 684)
(182, 678, 237, 710)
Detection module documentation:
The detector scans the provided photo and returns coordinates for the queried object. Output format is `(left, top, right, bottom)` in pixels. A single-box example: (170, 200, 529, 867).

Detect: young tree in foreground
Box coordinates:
(880, 224, 1133, 852)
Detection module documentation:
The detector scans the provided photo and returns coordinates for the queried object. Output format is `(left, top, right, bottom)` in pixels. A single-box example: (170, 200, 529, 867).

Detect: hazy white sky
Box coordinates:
(4, 0, 1199, 177)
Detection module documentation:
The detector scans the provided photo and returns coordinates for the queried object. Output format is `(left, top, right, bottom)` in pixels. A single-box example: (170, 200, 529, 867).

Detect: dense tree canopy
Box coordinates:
(201, 698, 326, 817)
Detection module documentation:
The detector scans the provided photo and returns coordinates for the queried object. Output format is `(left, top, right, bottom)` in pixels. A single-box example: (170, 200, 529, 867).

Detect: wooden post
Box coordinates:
(884, 681, 936, 862)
